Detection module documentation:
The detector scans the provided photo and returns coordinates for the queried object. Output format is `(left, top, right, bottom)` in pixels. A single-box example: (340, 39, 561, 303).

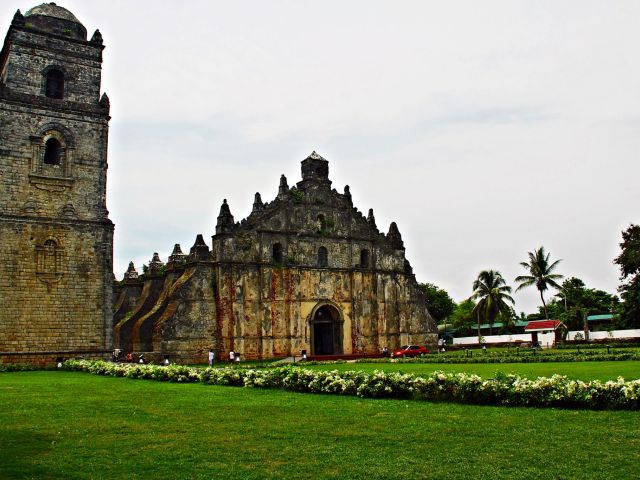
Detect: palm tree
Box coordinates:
(515, 246, 563, 320)
(471, 270, 515, 337)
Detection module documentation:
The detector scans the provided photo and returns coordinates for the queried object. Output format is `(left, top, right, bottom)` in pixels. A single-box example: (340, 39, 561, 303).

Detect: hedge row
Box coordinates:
(357, 352, 640, 365)
(0, 363, 46, 372)
(62, 360, 640, 410)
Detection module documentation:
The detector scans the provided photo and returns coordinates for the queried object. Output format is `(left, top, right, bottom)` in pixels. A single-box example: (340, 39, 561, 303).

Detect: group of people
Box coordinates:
(208, 349, 240, 366)
(111, 349, 145, 364)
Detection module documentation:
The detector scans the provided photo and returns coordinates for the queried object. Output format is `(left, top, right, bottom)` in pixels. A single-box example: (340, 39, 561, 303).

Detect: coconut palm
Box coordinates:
(471, 270, 515, 337)
(515, 246, 563, 320)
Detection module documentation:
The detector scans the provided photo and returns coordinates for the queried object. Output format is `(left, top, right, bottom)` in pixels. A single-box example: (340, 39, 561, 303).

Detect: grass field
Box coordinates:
(1, 371, 639, 479)
(303, 360, 640, 381)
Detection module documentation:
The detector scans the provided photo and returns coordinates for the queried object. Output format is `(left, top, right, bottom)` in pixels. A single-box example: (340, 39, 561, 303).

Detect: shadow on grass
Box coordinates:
(0, 429, 66, 479)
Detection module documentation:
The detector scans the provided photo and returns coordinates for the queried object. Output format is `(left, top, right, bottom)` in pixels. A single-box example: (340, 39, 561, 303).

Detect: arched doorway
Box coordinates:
(311, 304, 343, 355)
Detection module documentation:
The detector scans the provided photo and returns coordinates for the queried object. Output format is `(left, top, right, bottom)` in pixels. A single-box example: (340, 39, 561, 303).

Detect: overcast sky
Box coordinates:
(4, 1, 640, 314)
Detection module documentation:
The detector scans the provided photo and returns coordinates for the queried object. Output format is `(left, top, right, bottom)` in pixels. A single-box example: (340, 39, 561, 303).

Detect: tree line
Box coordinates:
(420, 224, 640, 335)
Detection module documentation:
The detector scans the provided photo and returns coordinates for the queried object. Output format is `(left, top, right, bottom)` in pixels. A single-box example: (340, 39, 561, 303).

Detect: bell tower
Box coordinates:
(0, 3, 113, 363)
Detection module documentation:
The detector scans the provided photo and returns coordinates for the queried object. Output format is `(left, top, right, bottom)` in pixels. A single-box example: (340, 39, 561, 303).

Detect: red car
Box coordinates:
(392, 345, 429, 358)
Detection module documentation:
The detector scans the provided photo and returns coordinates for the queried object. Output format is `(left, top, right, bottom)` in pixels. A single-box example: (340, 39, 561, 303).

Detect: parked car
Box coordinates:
(392, 345, 429, 358)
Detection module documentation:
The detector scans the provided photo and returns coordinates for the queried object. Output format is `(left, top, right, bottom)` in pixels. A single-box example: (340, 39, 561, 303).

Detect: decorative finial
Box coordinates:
(189, 234, 210, 261)
(90, 29, 103, 45)
(167, 244, 187, 268)
(278, 174, 289, 198)
(99, 92, 110, 110)
(124, 261, 139, 280)
(344, 185, 352, 205)
(252, 192, 264, 213)
(146, 253, 165, 276)
(12, 10, 25, 27)
(219, 199, 231, 215)
(367, 209, 377, 230)
(216, 200, 235, 234)
(387, 222, 404, 249)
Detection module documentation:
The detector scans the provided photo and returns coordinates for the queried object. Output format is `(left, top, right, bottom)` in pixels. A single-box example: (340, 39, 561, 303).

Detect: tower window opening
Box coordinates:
(272, 243, 283, 264)
(45, 69, 65, 99)
(317, 246, 328, 267)
(360, 249, 370, 268)
(43, 138, 62, 165)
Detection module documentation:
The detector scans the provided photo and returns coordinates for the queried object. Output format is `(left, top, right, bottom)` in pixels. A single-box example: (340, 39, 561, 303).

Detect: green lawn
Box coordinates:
(1, 371, 639, 479)
(304, 361, 640, 381)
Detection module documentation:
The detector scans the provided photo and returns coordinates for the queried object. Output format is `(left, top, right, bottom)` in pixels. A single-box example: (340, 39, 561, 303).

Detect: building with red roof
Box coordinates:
(525, 320, 566, 346)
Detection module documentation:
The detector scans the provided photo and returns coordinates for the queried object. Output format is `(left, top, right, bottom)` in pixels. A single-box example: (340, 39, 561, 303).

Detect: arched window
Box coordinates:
(43, 138, 62, 165)
(45, 69, 65, 99)
(360, 249, 370, 268)
(317, 214, 326, 232)
(272, 243, 283, 264)
(317, 246, 328, 267)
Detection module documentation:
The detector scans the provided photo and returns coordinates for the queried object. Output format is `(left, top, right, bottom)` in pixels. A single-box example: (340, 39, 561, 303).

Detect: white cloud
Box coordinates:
(3, 0, 639, 312)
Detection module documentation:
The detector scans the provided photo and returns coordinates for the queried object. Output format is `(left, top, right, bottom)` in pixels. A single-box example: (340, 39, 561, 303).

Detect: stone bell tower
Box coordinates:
(0, 3, 113, 363)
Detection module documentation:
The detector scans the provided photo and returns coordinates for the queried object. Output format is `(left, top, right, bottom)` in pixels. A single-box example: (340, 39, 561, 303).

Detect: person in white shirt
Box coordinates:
(208, 350, 214, 366)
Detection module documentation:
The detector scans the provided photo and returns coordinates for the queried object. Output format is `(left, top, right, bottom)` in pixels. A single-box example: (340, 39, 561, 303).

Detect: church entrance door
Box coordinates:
(311, 305, 343, 356)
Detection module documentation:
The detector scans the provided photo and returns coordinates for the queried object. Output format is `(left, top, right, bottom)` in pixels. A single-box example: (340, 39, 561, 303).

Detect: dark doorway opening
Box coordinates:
(311, 305, 343, 355)
(313, 322, 334, 355)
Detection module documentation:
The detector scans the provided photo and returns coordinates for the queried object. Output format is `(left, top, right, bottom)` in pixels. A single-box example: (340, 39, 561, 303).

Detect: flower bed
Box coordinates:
(62, 360, 640, 410)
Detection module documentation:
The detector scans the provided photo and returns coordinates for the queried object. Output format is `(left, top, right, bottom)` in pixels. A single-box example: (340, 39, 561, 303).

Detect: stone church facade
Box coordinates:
(0, 4, 113, 363)
(114, 153, 437, 362)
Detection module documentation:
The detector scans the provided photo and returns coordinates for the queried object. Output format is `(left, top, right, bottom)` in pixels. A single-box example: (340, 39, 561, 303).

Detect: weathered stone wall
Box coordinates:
(0, 220, 112, 351)
(212, 265, 435, 359)
(0, 8, 113, 364)
(115, 259, 436, 362)
(115, 153, 437, 362)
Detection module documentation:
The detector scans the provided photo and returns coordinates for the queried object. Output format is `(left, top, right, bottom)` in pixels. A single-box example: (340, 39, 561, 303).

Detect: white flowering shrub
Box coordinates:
(63, 360, 200, 383)
(62, 360, 640, 410)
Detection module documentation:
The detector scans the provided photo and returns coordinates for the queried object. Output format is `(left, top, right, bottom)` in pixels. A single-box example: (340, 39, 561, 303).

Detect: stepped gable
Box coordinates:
(214, 152, 400, 249)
